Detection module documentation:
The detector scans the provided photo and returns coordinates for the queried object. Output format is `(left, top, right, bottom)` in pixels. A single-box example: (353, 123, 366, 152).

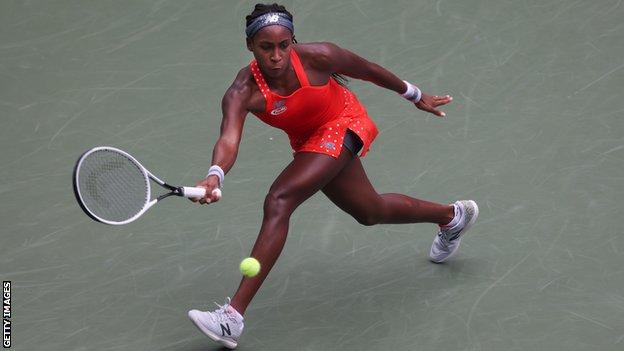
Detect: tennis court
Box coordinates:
(1, 1, 623, 350)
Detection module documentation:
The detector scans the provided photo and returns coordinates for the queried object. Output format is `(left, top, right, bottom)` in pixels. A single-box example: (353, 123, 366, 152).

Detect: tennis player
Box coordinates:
(188, 3, 479, 348)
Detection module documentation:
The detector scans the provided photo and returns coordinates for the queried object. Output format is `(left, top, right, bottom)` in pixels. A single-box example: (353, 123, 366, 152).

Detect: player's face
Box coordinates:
(247, 26, 294, 79)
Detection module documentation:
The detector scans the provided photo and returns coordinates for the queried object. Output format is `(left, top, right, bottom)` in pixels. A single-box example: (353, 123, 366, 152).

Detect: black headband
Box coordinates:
(245, 12, 294, 38)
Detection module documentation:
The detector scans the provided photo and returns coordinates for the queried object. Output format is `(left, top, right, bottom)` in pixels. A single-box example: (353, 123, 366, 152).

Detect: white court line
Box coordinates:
(574, 61, 624, 94)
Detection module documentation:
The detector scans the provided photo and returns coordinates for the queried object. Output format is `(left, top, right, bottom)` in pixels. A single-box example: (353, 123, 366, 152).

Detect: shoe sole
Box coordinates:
(188, 310, 238, 349)
(430, 200, 479, 263)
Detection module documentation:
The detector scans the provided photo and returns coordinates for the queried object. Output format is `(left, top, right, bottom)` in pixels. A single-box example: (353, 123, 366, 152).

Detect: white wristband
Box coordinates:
(400, 80, 422, 103)
(206, 165, 224, 186)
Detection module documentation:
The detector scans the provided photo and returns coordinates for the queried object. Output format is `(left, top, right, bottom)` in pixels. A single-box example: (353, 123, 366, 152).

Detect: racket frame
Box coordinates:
(73, 146, 202, 225)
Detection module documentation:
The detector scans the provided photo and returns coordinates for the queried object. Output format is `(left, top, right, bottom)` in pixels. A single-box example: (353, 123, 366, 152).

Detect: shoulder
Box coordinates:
(223, 66, 258, 103)
(223, 65, 264, 113)
(226, 66, 254, 96)
(293, 42, 342, 71)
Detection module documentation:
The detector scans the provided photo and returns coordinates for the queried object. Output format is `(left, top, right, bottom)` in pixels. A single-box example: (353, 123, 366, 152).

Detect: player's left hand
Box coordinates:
(415, 93, 452, 117)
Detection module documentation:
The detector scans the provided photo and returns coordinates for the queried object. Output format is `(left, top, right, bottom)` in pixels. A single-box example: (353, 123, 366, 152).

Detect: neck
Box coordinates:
(262, 61, 295, 88)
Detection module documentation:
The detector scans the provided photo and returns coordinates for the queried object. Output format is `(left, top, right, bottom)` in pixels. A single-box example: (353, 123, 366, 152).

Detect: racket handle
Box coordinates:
(181, 187, 206, 198)
(181, 187, 222, 200)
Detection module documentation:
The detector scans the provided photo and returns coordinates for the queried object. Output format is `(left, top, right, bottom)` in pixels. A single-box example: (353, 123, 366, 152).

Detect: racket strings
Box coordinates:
(77, 150, 149, 223)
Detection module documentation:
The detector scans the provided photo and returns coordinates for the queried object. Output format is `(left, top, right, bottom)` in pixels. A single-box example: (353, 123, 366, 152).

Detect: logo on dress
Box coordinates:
(270, 100, 287, 115)
(322, 141, 335, 149)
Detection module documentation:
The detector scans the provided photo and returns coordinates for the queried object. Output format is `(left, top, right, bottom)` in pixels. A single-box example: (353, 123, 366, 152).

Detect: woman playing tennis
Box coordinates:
(188, 3, 478, 348)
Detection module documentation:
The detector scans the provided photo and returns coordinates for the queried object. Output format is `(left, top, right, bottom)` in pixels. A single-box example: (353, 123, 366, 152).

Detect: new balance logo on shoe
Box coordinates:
(188, 298, 244, 349)
(221, 323, 231, 336)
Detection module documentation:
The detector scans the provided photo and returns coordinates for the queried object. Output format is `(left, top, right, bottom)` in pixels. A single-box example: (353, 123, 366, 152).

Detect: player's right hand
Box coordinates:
(192, 175, 221, 205)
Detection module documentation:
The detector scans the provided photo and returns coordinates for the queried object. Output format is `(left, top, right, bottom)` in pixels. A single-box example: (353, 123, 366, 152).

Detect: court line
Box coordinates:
(603, 144, 624, 155)
(49, 107, 89, 145)
(567, 310, 613, 330)
(466, 251, 533, 349)
(574, 61, 624, 95)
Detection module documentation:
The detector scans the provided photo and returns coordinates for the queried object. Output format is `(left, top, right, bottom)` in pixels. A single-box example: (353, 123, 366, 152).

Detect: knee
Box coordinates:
(353, 212, 382, 226)
(263, 188, 296, 219)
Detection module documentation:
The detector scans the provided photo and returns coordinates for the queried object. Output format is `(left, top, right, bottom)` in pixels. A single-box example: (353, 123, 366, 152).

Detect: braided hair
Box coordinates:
(246, 3, 348, 86)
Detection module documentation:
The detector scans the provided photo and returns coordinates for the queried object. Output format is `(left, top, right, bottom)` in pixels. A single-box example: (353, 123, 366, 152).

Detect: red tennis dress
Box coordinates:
(250, 49, 378, 158)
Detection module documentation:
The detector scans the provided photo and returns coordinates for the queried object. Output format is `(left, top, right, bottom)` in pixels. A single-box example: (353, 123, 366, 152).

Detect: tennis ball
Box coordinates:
(240, 257, 261, 277)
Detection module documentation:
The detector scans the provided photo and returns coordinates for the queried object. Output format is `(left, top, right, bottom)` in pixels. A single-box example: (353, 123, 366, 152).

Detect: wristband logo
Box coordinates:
(270, 100, 287, 116)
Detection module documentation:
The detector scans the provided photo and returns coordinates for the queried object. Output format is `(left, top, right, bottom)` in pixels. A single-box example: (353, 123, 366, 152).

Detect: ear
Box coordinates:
(246, 38, 253, 52)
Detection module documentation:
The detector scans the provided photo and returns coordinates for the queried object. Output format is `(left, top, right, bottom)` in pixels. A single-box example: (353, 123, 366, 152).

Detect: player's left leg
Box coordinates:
(321, 155, 478, 262)
(321, 156, 454, 225)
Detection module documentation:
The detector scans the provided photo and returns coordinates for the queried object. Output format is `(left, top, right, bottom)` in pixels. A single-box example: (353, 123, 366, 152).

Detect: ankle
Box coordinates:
(229, 301, 245, 317)
(439, 205, 455, 227)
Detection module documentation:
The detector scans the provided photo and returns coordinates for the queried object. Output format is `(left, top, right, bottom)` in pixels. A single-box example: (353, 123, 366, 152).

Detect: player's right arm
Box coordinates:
(194, 67, 252, 204)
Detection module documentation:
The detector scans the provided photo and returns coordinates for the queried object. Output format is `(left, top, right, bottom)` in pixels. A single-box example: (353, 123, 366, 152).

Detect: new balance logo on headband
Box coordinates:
(270, 100, 287, 115)
(265, 14, 280, 23)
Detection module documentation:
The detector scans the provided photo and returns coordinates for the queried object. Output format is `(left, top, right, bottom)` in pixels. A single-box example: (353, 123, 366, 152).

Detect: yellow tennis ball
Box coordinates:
(240, 257, 261, 277)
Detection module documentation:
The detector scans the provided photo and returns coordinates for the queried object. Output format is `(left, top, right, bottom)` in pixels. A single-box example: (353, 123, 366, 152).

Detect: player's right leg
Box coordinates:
(188, 147, 354, 349)
(228, 148, 354, 315)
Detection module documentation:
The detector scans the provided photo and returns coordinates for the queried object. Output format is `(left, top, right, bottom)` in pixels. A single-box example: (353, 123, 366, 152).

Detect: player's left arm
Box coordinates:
(312, 42, 452, 117)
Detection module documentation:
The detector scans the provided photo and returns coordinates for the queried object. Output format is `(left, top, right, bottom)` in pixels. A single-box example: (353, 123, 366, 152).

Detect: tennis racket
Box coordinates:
(72, 146, 220, 225)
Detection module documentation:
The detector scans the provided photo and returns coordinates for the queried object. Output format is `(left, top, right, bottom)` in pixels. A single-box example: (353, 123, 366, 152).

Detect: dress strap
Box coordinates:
(289, 49, 310, 87)
(250, 60, 273, 113)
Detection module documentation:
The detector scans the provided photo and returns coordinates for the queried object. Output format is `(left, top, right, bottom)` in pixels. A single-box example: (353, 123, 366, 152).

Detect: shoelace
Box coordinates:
(208, 297, 235, 323)
(437, 231, 451, 247)
(440, 225, 463, 244)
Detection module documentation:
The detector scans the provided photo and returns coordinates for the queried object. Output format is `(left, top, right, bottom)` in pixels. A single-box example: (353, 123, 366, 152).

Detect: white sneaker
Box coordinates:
(188, 297, 244, 349)
(429, 200, 479, 263)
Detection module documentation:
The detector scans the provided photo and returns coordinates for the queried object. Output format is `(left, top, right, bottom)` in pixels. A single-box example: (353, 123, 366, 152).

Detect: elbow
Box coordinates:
(217, 137, 240, 154)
